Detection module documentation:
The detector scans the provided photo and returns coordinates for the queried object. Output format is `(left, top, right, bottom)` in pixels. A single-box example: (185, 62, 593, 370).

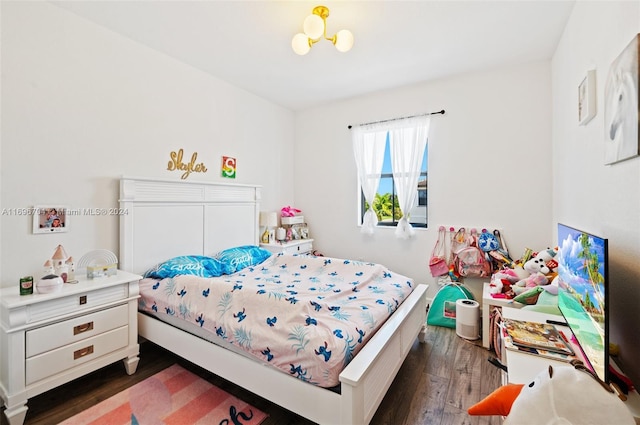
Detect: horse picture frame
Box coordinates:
(604, 33, 640, 165)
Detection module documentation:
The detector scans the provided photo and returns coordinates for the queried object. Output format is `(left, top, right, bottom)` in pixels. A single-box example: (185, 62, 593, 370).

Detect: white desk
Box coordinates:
(501, 306, 640, 421)
(502, 306, 575, 384)
(481, 282, 522, 349)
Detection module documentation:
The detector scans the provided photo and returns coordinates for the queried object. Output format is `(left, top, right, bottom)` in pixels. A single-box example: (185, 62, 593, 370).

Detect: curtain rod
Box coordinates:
(347, 109, 445, 129)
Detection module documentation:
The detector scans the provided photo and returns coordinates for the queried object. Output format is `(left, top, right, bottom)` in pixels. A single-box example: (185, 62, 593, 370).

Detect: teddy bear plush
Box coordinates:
(468, 363, 636, 424)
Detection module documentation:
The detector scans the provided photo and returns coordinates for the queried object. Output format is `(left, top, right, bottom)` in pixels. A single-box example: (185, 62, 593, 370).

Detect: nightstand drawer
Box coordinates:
(285, 241, 313, 254)
(25, 284, 129, 324)
(26, 304, 129, 357)
(26, 326, 129, 385)
(261, 239, 314, 255)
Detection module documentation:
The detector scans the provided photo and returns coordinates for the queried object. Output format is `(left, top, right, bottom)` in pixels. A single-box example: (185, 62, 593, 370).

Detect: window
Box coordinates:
(352, 115, 431, 237)
(360, 133, 428, 228)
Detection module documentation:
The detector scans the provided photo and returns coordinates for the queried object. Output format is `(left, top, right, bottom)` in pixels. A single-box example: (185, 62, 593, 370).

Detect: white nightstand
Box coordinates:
(0, 270, 141, 425)
(261, 239, 314, 255)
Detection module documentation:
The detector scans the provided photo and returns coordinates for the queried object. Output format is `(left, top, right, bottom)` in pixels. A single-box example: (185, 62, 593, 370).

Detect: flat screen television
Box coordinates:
(557, 223, 609, 383)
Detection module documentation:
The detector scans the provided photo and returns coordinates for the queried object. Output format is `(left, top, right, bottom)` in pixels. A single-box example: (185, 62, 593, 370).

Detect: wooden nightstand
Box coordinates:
(261, 239, 314, 255)
(0, 270, 141, 425)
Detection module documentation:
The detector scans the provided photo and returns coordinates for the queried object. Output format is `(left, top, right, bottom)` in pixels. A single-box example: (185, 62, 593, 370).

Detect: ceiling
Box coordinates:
(52, 1, 576, 111)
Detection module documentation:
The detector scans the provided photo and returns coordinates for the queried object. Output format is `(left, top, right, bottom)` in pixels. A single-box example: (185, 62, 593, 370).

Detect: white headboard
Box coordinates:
(119, 176, 261, 275)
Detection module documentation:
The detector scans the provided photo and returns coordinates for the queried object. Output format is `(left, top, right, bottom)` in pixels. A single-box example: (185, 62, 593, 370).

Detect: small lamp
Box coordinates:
(260, 212, 279, 243)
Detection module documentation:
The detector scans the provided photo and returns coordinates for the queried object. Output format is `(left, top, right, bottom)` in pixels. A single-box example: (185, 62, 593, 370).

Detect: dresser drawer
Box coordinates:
(26, 304, 129, 357)
(25, 284, 129, 324)
(25, 326, 129, 385)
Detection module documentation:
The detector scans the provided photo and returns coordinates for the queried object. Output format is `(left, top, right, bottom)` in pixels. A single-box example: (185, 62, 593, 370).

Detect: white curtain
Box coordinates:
(352, 124, 387, 235)
(389, 116, 431, 239)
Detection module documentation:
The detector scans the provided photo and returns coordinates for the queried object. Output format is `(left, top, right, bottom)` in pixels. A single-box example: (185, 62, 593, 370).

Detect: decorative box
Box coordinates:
(281, 215, 305, 225)
(36, 275, 64, 294)
(87, 263, 117, 278)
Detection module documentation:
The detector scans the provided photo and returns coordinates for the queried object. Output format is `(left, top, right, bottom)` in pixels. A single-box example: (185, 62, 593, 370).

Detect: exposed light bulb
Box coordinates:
(334, 29, 354, 53)
(292, 33, 311, 55)
(303, 13, 324, 40)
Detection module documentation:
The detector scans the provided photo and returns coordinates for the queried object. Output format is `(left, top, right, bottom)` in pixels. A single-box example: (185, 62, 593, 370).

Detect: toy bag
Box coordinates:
(429, 226, 449, 277)
(456, 229, 492, 278)
(451, 227, 470, 254)
(427, 283, 474, 328)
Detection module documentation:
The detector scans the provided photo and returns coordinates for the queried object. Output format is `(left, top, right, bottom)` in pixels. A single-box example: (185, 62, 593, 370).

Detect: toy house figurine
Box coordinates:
(51, 244, 70, 282)
(43, 259, 55, 276)
(65, 256, 77, 283)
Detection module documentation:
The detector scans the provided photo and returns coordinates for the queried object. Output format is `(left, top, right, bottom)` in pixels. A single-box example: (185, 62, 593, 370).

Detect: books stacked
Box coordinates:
(502, 318, 577, 362)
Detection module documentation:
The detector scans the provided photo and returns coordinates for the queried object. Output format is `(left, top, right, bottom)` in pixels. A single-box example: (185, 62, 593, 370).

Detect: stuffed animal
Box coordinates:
(488, 280, 504, 295)
(523, 248, 558, 275)
(513, 272, 549, 293)
(468, 362, 635, 424)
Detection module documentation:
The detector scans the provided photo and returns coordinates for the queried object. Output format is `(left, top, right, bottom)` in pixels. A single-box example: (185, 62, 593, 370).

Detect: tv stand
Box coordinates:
(501, 307, 640, 421)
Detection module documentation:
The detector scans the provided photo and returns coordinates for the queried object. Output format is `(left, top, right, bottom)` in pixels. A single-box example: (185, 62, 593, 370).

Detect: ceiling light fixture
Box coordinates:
(292, 5, 354, 55)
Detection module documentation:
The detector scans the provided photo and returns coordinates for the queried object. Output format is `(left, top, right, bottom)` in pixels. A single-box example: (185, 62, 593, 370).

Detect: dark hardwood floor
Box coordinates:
(3, 325, 502, 425)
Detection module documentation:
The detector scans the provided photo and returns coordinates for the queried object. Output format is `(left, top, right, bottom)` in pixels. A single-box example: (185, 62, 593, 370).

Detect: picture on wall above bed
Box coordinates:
(33, 205, 68, 234)
(222, 156, 237, 179)
(604, 33, 640, 165)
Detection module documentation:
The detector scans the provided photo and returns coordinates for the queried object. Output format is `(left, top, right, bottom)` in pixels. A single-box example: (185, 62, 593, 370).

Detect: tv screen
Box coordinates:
(557, 223, 608, 383)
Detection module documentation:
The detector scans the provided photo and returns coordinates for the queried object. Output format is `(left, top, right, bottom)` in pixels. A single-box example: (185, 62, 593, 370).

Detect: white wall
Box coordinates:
(294, 61, 554, 301)
(0, 2, 295, 286)
(551, 1, 640, 387)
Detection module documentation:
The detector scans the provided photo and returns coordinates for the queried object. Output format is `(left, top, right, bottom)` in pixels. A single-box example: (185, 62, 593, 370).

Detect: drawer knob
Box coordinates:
(73, 321, 94, 335)
(79, 295, 87, 305)
(74, 345, 94, 360)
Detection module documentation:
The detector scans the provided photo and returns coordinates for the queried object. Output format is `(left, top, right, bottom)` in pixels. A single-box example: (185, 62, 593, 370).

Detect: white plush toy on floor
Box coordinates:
(468, 361, 635, 424)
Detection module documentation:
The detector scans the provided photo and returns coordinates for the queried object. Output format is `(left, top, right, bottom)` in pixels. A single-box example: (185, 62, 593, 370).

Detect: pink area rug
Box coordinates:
(60, 364, 268, 425)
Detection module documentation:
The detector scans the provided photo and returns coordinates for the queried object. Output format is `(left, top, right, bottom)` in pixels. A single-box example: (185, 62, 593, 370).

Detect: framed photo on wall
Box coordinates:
(604, 33, 640, 165)
(33, 206, 68, 234)
(578, 69, 596, 125)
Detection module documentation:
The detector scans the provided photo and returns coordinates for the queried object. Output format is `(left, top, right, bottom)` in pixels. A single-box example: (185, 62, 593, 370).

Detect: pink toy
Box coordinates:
(281, 206, 301, 217)
(522, 272, 549, 288)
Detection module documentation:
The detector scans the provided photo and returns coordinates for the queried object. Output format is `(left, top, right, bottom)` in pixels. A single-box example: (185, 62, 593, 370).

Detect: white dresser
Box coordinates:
(261, 238, 314, 255)
(0, 270, 141, 425)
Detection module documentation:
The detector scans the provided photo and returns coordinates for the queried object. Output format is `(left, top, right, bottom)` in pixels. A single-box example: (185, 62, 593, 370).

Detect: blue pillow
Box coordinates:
(144, 255, 226, 279)
(215, 245, 272, 274)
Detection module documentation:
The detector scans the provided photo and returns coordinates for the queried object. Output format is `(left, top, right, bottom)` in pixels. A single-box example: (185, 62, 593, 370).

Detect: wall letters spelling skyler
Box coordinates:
(167, 149, 207, 179)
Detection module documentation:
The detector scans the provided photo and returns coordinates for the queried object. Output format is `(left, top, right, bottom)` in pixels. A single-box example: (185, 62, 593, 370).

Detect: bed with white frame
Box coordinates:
(119, 176, 427, 425)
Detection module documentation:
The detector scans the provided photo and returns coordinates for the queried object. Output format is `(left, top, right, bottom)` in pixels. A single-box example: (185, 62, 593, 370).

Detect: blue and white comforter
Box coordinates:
(138, 253, 415, 388)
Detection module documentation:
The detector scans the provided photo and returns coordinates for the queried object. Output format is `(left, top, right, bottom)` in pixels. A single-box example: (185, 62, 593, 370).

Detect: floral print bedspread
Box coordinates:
(138, 253, 415, 388)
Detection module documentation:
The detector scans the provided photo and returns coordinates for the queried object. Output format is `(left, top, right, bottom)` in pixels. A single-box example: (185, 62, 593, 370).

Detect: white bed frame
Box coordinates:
(119, 176, 427, 425)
